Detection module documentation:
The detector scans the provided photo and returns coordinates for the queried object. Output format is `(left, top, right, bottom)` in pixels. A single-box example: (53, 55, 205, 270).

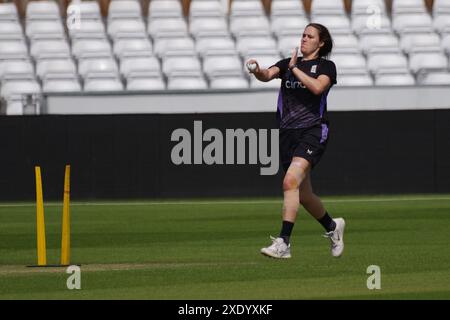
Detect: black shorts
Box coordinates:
(280, 124, 329, 172)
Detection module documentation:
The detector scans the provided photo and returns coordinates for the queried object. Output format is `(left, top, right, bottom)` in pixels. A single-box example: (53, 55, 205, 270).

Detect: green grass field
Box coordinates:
(1, 194, 450, 300)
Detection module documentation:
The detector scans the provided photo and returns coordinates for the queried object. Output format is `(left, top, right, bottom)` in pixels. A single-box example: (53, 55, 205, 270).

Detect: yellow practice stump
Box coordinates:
(60, 165, 71, 266)
(35, 166, 47, 266)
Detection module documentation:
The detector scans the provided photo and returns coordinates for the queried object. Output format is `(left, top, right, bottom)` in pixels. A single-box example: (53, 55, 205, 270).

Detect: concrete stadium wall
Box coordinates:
(43, 86, 450, 114)
(0, 109, 449, 201)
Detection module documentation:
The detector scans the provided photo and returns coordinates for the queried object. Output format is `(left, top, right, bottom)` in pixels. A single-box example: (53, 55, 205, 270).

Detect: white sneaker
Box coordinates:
(260, 236, 291, 259)
(323, 218, 345, 257)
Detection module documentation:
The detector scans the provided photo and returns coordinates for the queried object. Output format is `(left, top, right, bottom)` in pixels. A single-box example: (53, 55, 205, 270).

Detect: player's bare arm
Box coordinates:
(246, 59, 280, 82)
(288, 48, 331, 95)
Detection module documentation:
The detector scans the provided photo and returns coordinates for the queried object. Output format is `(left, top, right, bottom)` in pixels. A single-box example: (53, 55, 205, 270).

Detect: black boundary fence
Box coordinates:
(0, 109, 449, 201)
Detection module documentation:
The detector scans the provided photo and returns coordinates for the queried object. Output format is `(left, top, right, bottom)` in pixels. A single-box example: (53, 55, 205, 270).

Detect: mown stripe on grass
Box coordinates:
(0, 196, 449, 208)
(0, 261, 258, 276)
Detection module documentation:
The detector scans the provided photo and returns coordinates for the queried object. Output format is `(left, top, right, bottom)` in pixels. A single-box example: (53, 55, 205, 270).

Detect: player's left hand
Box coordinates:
(288, 47, 299, 69)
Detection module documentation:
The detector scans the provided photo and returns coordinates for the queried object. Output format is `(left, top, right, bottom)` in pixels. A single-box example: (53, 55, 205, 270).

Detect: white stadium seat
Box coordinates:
(271, 16, 309, 38)
(148, 0, 183, 19)
(84, 78, 124, 92)
(250, 77, 281, 89)
(203, 55, 244, 78)
(189, 0, 225, 20)
(162, 56, 202, 77)
(351, 0, 387, 16)
(26, 1, 61, 21)
(359, 34, 401, 55)
(312, 15, 352, 35)
(26, 20, 66, 41)
(189, 18, 229, 39)
(337, 74, 374, 86)
(409, 52, 448, 74)
(230, 16, 271, 38)
(68, 1, 102, 21)
(417, 72, 450, 85)
(148, 18, 188, 39)
(154, 37, 196, 58)
(126, 77, 166, 91)
(113, 39, 153, 59)
(331, 53, 367, 75)
(210, 76, 249, 89)
(400, 33, 442, 54)
(78, 58, 119, 78)
(393, 14, 434, 34)
(442, 34, 450, 54)
(108, 0, 142, 20)
(68, 20, 106, 40)
(230, 0, 265, 18)
(333, 34, 361, 54)
(244, 54, 282, 72)
(375, 73, 415, 85)
(30, 40, 71, 60)
(352, 15, 393, 35)
(196, 37, 236, 57)
(311, 0, 346, 16)
(161, 37, 195, 58)
(43, 78, 82, 92)
(0, 41, 29, 60)
(236, 37, 278, 57)
(270, 0, 306, 18)
(107, 19, 147, 40)
(433, 15, 450, 34)
(392, 0, 427, 15)
(367, 53, 409, 75)
(36, 59, 77, 80)
(433, 0, 450, 15)
(120, 57, 161, 78)
(167, 76, 208, 90)
(0, 60, 34, 81)
(0, 3, 19, 21)
(0, 22, 24, 41)
(72, 39, 113, 59)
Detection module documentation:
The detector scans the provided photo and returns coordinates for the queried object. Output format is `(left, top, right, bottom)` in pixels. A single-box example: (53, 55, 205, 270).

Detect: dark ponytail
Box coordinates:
(307, 23, 333, 58)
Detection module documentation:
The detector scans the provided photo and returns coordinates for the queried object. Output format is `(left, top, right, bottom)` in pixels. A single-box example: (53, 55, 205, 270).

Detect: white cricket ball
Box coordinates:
(247, 63, 257, 72)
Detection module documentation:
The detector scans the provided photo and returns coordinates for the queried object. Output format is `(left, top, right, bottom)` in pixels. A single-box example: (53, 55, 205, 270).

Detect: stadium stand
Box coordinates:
(71, 0, 102, 20)
(310, 0, 346, 16)
(333, 34, 360, 54)
(189, 18, 229, 38)
(0, 0, 449, 114)
(196, 37, 236, 57)
(270, 0, 306, 18)
(26, 0, 61, 20)
(417, 70, 450, 85)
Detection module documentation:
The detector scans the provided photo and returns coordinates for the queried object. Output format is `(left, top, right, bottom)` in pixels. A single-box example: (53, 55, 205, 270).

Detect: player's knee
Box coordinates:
(283, 174, 300, 192)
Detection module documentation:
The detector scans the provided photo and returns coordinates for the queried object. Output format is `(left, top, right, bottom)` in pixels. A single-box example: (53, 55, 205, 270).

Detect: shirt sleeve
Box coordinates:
(272, 58, 290, 79)
(318, 59, 337, 85)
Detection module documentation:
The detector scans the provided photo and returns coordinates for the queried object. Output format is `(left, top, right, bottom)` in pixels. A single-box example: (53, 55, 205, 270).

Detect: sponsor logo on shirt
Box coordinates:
(285, 80, 306, 89)
(311, 65, 317, 73)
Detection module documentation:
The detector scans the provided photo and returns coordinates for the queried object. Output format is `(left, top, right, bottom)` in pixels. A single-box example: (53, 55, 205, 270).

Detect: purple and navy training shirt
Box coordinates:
(272, 57, 337, 129)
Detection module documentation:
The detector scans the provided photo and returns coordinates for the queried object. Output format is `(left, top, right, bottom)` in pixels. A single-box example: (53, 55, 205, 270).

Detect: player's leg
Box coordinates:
(280, 157, 310, 239)
(299, 172, 332, 223)
(299, 173, 346, 257)
(261, 157, 309, 259)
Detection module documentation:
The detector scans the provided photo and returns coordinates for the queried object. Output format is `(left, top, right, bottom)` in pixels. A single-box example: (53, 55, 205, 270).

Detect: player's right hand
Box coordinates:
(246, 59, 260, 74)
